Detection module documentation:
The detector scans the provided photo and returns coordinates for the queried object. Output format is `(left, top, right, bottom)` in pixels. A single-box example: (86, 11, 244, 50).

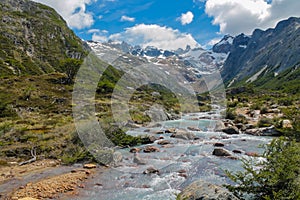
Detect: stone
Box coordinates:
(214, 142, 225, 147)
(19, 198, 39, 200)
(232, 150, 243, 154)
(212, 148, 232, 157)
(129, 148, 141, 153)
(282, 119, 292, 128)
(170, 129, 196, 140)
(245, 126, 281, 136)
(148, 136, 158, 142)
(178, 180, 239, 200)
(246, 152, 259, 157)
(214, 120, 226, 131)
(164, 128, 176, 133)
(187, 126, 201, 131)
(143, 167, 159, 174)
(235, 123, 247, 131)
(153, 130, 165, 134)
(222, 126, 240, 135)
(157, 140, 172, 145)
(245, 124, 255, 129)
(133, 153, 146, 165)
(143, 146, 160, 153)
(83, 164, 97, 169)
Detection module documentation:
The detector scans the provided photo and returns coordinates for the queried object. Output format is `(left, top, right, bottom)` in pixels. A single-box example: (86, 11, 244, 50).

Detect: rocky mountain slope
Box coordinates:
(87, 40, 228, 93)
(0, 0, 88, 77)
(219, 17, 300, 86)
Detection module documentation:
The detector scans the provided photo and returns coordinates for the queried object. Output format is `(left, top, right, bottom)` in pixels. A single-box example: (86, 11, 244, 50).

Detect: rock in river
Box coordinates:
(143, 146, 160, 153)
(212, 148, 232, 157)
(143, 167, 159, 174)
(222, 126, 240, 135)
(170, 129, 196, 140)
(177, 180, 239, 200)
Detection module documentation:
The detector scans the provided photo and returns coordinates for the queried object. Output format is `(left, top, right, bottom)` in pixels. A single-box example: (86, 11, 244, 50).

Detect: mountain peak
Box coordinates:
(212, 35, 234, 54)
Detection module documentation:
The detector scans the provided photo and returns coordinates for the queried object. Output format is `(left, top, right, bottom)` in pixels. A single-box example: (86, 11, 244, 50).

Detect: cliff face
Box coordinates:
(220, 17, 300, 84)
(0, 0, 88, 77)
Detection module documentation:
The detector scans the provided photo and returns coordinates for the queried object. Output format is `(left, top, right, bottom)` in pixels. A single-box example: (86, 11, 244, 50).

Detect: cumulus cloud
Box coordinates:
(87, 29, 108, 42)
(203, 0, 300, 35)
(32, 0, 95, 29)
(92, 34, 108, 42)
(120, 15, 135, 22)
(109, 24, 199, 50)
(177, 11, 194, 25)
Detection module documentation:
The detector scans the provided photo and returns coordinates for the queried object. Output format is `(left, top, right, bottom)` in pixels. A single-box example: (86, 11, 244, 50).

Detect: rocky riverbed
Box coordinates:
(0, 109, 283, 200)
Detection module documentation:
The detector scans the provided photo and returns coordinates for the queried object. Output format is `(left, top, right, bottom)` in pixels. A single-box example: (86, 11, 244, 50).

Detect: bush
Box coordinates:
(257, 118, 273, 127)
(59, 58, 83, 84)
(225, 137, 300, 200)
(250, 102, 262, 110)
(260, 106, 269, 114)
(226, 108, 237, 120)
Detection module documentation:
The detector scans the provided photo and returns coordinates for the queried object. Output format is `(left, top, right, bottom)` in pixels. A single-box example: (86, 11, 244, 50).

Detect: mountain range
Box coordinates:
(1, 0, 299, 92)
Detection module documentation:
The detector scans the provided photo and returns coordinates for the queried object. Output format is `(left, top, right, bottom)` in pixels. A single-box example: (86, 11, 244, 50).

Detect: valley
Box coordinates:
(0, 0, 299, 199)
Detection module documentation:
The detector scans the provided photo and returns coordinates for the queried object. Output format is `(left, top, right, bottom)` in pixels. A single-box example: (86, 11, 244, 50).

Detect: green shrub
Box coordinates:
(225, 137, 300, 200)
(257, 118, 273, 127)
(226, 108, 237, 120)
(250, 102, 262, 110)
(260, 106, 269, 114)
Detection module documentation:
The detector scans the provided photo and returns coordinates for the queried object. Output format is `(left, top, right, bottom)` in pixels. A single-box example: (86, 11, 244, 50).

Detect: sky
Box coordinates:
(33, 0, 300, 50)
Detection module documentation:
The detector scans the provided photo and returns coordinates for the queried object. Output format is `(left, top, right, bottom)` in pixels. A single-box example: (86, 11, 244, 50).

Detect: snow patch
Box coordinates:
(246, 65, 268, 83)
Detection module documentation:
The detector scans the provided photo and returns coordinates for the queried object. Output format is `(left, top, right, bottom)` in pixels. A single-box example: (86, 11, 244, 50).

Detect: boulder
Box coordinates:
(133, 153, 146, 165)
(245, 126, 281, 136)
(164, 128, 176, 133)
(157, 140, 172, 145)
(187, 126, 201, 131)
(222, 126, 240, 135)
(83, 163, 97, 169)
(235, 123, 247, 131)
(232, 150, 243, 154)
(170, 129, 196, 140)
(143, 146, 160, 153)
(143, 167, 159, 174)
(282, 119, 292, 128)
(129, 147, 141, 153)
(214, 120, 226, 131)
(178, 180, 239, 200)
(214, 142, 225, 147)
(212, 148, 232, 157)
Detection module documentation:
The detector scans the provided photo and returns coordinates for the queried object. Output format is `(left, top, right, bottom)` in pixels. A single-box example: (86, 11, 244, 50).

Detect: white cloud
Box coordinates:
(92, 33, 108, 42)
(120, 15, 135, 22)
(177, 11, 194, 25)
(203, 0, 300, 35)
(109, 24, 199, 50)
(87, 29, 108, 34)
(87, 29, 108, 42)
(32, 0, 95, 29)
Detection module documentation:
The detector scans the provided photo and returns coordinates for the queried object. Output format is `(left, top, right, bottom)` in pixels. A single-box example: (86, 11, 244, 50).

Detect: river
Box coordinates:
(67, 110, 271, 200)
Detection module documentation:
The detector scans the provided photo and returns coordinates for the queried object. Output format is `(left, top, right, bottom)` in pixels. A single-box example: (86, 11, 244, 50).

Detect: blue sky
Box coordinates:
(34, 0, 300, 50)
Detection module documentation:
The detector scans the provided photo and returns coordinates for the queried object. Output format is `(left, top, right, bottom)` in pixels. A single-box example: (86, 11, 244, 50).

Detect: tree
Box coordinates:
(225, 137, 300, 200)
(59, 58, 83, 84)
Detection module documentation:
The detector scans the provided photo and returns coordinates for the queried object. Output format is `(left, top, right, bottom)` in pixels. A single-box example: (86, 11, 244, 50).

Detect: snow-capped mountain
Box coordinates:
(88, 40, 228, 75)
(87, 40, 228, 93)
